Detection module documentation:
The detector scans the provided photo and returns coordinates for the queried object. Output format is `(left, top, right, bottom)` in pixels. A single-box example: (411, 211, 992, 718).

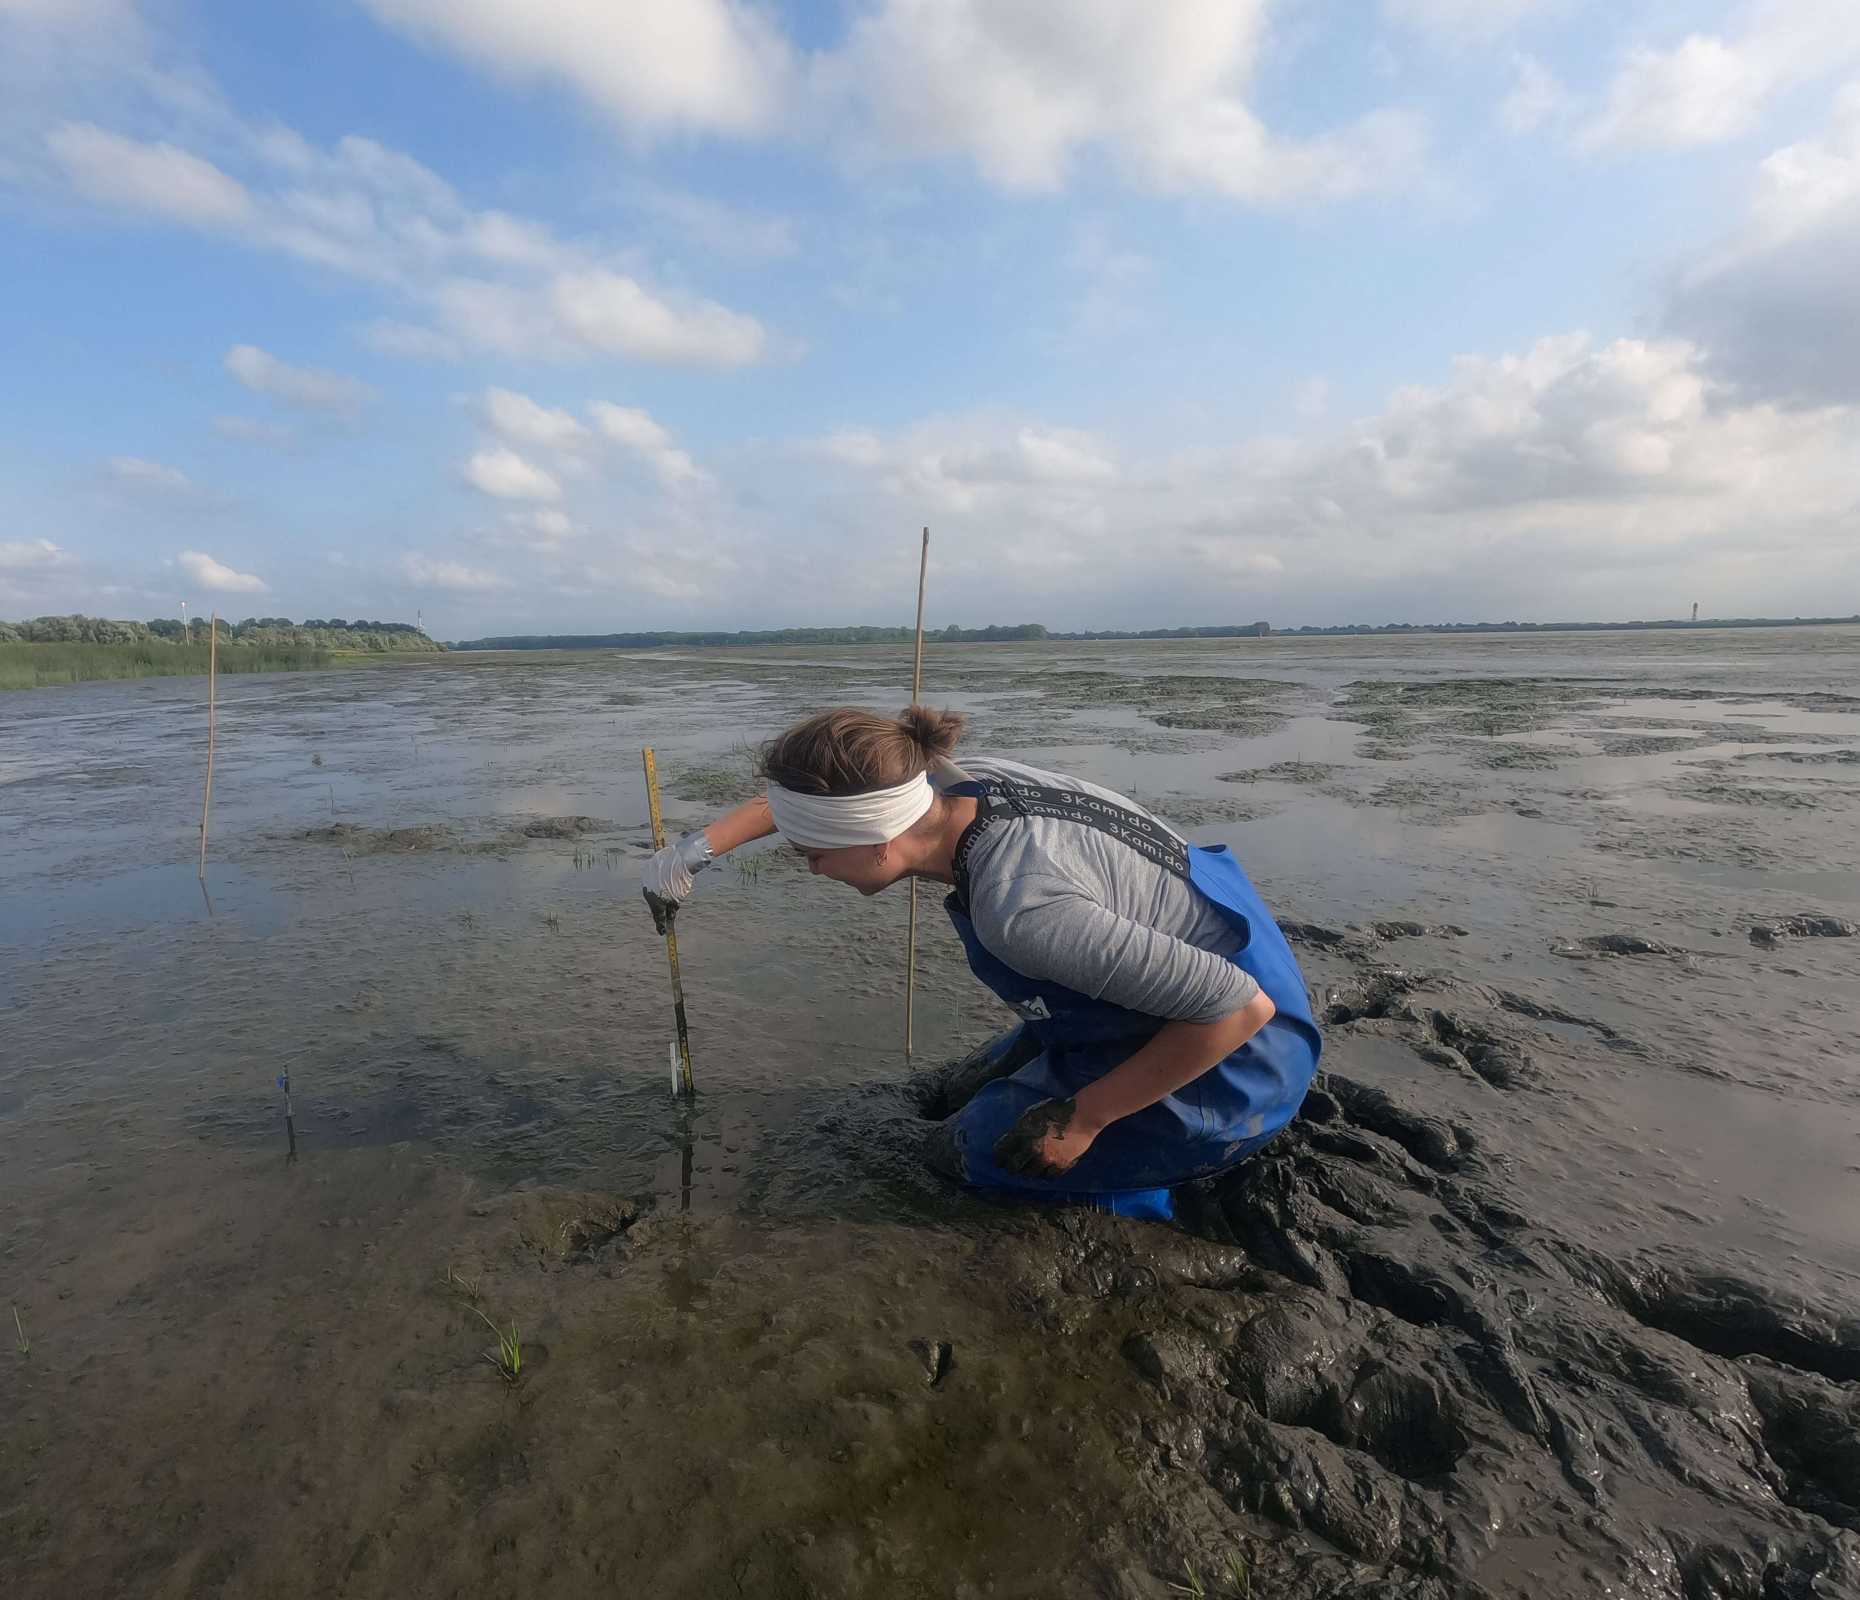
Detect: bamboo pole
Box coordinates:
(198, 613, 218, 879)
(905, 527, 929, 1056)
(642, 746, 696, 1096)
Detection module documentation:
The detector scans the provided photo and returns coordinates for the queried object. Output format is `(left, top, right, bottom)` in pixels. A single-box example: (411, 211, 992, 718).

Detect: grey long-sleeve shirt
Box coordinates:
(938, 756, 1259, 1024)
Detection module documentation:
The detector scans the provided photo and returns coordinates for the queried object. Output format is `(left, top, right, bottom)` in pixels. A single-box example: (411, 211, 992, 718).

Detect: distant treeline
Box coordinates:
(451, 621, 1271, 650)
(451, 613, 1860, 650)
(1, 614, 444, 652)
(1275, 614, 1860, 636)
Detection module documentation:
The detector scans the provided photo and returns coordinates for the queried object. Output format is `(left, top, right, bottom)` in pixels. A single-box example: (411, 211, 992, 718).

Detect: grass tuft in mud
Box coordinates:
(475, 1308, 522, 1385)
(1218, 761, 1341, 786)
(668, 744, 763, 808)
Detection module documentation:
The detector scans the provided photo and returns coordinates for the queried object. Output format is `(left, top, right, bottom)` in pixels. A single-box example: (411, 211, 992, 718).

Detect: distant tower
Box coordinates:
(1691, 602, 1699, 624)
(417, 607, 424, 634)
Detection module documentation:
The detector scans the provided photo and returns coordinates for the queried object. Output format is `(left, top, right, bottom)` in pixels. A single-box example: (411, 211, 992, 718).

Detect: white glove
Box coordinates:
(641, 830, 713, 932)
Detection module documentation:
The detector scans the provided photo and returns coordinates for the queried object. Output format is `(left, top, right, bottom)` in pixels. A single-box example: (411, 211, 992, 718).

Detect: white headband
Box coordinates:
(766, 773, 935, 849)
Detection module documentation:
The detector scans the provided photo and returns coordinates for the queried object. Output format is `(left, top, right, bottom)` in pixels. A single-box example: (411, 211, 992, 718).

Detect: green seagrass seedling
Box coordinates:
(475, 1308, 521, 1384)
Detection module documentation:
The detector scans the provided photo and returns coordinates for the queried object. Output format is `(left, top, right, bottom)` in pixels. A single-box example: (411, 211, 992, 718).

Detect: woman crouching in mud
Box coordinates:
(642, 707, 1321, 1223)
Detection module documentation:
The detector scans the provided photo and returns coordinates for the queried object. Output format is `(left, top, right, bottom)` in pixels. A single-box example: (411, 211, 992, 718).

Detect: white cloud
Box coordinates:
(1316, 334, 1720, 507)
(213, 415, 294, 448)
(804, 415, 1123, 531)
(178, 549, 267, 593)
(517, 507, 574, 539)
(480, 387, 589, 451)
(459, 508, 581, 554)
(0, 0, 125, 16)
(356, 0, 791, 138)
(549, 271, 766, 366)
(591, 402, 707, 489)
(811, 429, 887, 468)
(562, 531, 718, 603)
(940, 426, 1118, 486)
(224, 344, 371, 417)
(462, 446, 562, 502)
(106, 455, 193, 491)
(361, 320, 463, 361)
(1583, 1, 1860, 153)
(159, 2, 1429, 213)
(401, 552, 508, 591)
(1501, 53, 1566, 135)
(814, 0, 1425, 203)
(498, 508, 578, 549)
(778, 329, 1860, 623)
(47, 121, 252, 224)
(1584, 35, 1768, 151)
(1667, 83, 1860, 404)
(0, 537, 70, 570)
(44, 119, 776, 368)
(1382, 0, 1552, 45)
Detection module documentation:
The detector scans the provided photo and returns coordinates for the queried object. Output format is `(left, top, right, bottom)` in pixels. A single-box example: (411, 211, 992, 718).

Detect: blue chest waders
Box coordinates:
(936, 777, 1322, 1222)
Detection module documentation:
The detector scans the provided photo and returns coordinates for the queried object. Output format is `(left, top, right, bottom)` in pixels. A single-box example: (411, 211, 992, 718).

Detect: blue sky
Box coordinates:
(2, 0, 1857, 635)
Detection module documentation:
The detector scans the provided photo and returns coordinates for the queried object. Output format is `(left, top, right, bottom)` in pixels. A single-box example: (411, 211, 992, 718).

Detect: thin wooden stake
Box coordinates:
(198, 612, 218, 879)
(905, 526, 929, 1056)
(642, 746, 696, 1096)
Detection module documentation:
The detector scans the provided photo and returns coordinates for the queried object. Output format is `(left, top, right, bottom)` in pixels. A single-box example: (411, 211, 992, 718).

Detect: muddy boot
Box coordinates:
(911, 1025, 1044, 1120)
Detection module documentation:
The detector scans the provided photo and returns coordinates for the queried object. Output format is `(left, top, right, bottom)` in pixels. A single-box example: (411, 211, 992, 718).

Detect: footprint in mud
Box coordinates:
(907, 1337, 954, 1389)
(1076, 1070, 1860, 1599)
(1316, 965, 1546, 1092)
(1550, 932, 1678, 958)
(1747, 913, 1859, 946)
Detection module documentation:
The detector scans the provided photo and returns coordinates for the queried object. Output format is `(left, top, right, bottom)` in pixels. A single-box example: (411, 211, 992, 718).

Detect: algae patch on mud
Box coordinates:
(291, 815, 618, 855)
(1031, 670, 1298, 741)
(666, 752, 763, 809)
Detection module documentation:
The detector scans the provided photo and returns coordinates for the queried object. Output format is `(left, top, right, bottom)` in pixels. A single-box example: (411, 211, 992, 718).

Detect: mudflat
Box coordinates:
(4, 626, 1859, 1598)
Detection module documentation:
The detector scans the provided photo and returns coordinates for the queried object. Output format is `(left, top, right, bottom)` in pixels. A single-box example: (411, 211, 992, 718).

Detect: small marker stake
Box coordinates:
(198, 612, 218, 879)
(277, 1070, 297, 1160)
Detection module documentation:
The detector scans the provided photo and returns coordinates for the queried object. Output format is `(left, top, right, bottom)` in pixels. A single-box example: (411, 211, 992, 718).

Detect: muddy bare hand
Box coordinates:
(992, 1096, 1098, 1178)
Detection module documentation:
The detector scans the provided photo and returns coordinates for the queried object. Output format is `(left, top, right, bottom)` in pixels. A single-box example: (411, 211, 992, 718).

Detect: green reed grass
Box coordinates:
(475, 1308, 522, 1384)
(0, 641, 335, 691)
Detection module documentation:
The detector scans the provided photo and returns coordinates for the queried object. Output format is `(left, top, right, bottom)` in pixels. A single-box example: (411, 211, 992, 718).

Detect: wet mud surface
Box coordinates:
(4, 627, 1860, 1597)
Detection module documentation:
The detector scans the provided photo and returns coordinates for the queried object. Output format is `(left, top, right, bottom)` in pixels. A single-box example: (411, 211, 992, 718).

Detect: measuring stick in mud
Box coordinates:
(905, 526, 929, 1057)
(277, 1069, 297, 1159)
(198, 612, 218, 880)
(642, 746, 696, 1097)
